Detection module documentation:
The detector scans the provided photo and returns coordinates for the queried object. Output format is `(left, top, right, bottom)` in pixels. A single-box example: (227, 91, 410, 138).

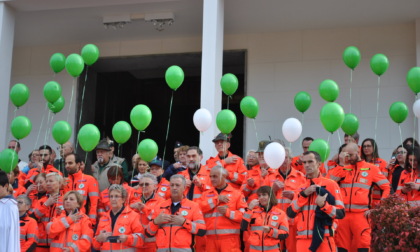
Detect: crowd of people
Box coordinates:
(0, 132, 419, 252)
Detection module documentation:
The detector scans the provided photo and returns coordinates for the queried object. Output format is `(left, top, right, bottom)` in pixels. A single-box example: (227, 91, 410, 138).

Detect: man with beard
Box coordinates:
(92, 139, 114, 192)
(25, 145, 61, 187)
(328, 143, 390, 252)
(65, 153, 100, 225)
(179, 146, 212, 201)
(53, 141, 73, 177)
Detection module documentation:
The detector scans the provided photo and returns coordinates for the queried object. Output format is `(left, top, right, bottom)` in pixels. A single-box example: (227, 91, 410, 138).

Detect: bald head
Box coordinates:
(346, 143, 359, 152)
(345, 142, 360, 165)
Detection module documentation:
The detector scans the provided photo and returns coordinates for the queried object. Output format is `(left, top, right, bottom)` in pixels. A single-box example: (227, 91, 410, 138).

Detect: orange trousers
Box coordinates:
(206, 235, 242, 252)
(335, 211, 371, 251)
(296, 236, 336, 252)
(281, 221, 297, 252)
(194, 235, 207, 251)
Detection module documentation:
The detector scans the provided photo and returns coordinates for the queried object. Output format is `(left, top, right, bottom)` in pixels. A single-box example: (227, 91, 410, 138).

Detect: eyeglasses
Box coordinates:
(139, 183, 151, 187)
(109, 195, 123, 199)
(17, 201, 25, 205)
(396, 151, 407, 155)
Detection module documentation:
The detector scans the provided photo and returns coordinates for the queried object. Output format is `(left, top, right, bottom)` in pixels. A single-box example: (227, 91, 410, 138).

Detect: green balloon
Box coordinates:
(341, 113, 359, 135)
(43, 81, 62, 103)
(77, 124, 100, 152)
(389, 102, 408, 124)
(48, 96, 65, 114)
(112, 121, 132, 144)
(216, 109, 237, 134)
(0, 149, 19, 173)
(11, 116, 32, 140)
(294, 91, 311, 113)
(10, 83, 30, 108)
(342, 46, 361, 70)
(65, 54, 85, 77)
(165, 65, 184, 91)
(240, 96, 259, 119)
(137, 139, 158, 162)
(407, 67, 420, 94)
(319, 79, 340, 102)
(320, 102, 345, 133)
(220, 73, 239, 96)
(130, 105, 152, 131)
(52, 121, 72, 144)
(81, 44, 100, 66)
(370, 54, 389, 76)
(308, 139, 330, 162)
(50, 53, 66, 73)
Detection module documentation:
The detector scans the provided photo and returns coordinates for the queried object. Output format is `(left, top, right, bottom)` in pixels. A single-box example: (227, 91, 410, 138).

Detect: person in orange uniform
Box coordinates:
(199, 166, 247, 252)
(241, 186, 289, 252)
(149, 157, 171, 199)
(242, 141, 271, 204)
(9, 166, 26, 197)
(328, 143, 390, 252)
(130, 173, 164, 252)
(98, 166, 138, 215)
(146, 174, 207, 251)
(47, 191, 93, 252)
(291, 137, 327, 175)
(17, 195, 38, 252)
(287, 151, 345, 252)
(26, 173, 47, 214)
(179, 146, 212, 201)
(206, 133, 248, 190)
(395, 147, 420, 207)
(93, 184, 145, 250)
(31, 172, 65, 252)
(265, 147, 305, 252)
(25, 145, 62, 187)
(360, 138, 388, 206)
(65, 153, 99, 225)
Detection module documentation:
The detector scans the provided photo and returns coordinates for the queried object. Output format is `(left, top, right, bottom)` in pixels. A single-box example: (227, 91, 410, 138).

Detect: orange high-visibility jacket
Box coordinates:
(179, 165, 212, 201)
(93, 207, 145, 251)
(328, 160, 390, 212)
(31, 192, 64, 248)
(146, 198, 206, 250)
(241, 165, 263, 203)
(286, 176, 345, 239)
(47, 212, 93, 252)
(291, 156, 327, 176)
(156, 177, 171, 199)
(206, 151, 248, 189)
(98, 183, 138, 215)
(365, 158, 388, 204)
(135, 192, 164, 248)
(395, 169, 420, 207)
(198, 184, 247, 236)
(241, 206, 289, 252)
(26, 165, 62, 185)
(65, 170, 100, 225)
(20, 214, 39, 252)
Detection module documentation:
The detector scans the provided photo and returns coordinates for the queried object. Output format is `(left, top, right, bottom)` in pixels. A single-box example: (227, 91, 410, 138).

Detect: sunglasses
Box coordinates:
(139, 183, 151, 187)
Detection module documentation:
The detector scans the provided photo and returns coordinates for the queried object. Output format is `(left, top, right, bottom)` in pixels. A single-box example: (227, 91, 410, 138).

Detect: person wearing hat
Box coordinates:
(206, 133, 247, 190)
(173, 141, 183, 162)
(149, 157, 171, 199)
(92, 139, 114, 192)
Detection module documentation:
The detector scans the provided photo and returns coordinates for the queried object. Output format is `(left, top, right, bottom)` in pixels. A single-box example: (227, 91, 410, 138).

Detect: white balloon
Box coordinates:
(282, 117, 302, 143)
(413, 100, 420, 118)
(263, 142, 285, 169)
(193, 108, 212, 132)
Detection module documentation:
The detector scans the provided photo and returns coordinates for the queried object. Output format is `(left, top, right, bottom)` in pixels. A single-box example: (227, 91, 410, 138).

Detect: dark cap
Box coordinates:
(256, 140, 271, 153)
(174, 141, 183, 148)
(96, 139, 111, 151)
(212, 133, 232, 143)
(149, 157, 163, 167)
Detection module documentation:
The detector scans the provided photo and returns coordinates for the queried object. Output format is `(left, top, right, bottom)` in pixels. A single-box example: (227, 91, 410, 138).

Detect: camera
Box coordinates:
(107, 236, 120, 243)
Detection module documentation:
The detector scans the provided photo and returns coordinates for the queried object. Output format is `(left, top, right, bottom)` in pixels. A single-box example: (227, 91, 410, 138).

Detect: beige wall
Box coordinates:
(10, 23, 416, 161)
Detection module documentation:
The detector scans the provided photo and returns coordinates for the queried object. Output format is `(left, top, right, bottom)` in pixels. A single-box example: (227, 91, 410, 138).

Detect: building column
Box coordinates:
(0, 2, 15, 148)
(200, 0, 224, 162)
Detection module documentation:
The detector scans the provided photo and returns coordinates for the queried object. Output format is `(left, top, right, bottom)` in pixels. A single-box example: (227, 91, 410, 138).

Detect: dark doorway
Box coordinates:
(76, 51, 246, 173)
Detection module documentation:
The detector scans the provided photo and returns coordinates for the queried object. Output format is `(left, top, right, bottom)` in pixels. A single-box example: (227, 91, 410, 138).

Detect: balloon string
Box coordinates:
(349, 70, 353, 114)
(374, 76, 381, 142)
(46, 113, 55, 144)
(298, 113, 305, 148)
(227, 96, 230, 110)
(327, 133, 331, 144)
(398, 124, 403, 147)
(35, 104, 48, 149)
(337, 130, 342, 146)
(136, 131, 141, 152)
(43, 110, 52, 146)
(252, 119, 260, 143)
(162, 91, 175, 167)
(78, 67, 89, 130)
(414, 94, 418, 154)
(67, 78, 76, 122)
